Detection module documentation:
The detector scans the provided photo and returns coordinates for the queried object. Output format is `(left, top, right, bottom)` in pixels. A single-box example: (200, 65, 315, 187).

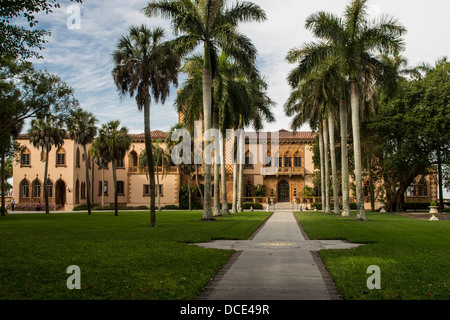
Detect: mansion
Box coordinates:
(12, 129, 438, 211)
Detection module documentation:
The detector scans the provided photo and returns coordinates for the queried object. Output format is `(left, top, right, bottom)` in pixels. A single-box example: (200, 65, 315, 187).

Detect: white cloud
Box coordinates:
(25, 0, 450, 136)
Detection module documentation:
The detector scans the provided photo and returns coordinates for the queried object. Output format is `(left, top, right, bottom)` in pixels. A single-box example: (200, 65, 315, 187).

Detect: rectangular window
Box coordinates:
(143, 185, 163, 196)
(275, 157, 282, 168)
(117, 158, 124, 168)
(284, 157, 292, 168)
(117, 181, 125, 195)
(99, 181, 108, 196)
(21, 154, 30, 166)
(143, 184, 150, 196)
(245, 156, 253, 168)
(294, 157, 302, 167)
(57, 153, 66, 166)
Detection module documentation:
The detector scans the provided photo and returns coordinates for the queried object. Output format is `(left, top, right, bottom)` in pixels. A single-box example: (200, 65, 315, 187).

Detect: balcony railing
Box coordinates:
(261, 167, 304, 176)
(128, 166, 179, 174)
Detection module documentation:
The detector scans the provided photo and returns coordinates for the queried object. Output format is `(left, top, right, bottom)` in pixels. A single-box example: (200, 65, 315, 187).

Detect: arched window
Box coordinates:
(21, 148, 31, 166)
(46, 179, 53, 198)
(56, 148, 66, 166)
(76, 148, 80, 168)
(20, 179, 30, 199)
(81, 182, 85, 199)
(32, 179, 41, 198)
(75, 179, 80, 204)
(129, 151, 138, 167)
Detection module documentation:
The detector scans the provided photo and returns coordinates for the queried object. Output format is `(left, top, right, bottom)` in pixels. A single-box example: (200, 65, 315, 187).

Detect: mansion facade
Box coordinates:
(12, 129, 438, 211)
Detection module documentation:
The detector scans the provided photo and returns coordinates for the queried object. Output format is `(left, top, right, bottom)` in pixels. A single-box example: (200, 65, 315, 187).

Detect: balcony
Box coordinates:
(261, 166, 304, 176)
(128, 166, 179, 174)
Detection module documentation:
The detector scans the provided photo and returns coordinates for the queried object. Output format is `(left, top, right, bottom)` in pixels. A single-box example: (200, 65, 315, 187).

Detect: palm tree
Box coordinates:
(89, 138, 109, 208)
(144, 0, 267, 220)
(289, 0, 406, 220)
(28, 115, 66, 214)
(112, 25, 180, 226)
(97, 121, 132, 216)
(140, 142, 172, 211)
(67, 109, 97, 215)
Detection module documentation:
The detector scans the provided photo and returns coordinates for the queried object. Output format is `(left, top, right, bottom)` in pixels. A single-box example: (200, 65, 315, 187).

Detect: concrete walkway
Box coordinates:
(194, 207, 363, 300)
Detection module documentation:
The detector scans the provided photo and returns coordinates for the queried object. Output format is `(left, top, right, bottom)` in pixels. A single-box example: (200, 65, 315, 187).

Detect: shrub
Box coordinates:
(162, 205, 179, 210)
(403, 202, 432, 210)
(243, 202, 263, 210)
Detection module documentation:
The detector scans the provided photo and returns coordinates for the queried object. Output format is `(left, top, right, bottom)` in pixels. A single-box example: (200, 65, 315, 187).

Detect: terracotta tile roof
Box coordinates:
(17, 130, 316, 142)
(130, 130, 168, 141)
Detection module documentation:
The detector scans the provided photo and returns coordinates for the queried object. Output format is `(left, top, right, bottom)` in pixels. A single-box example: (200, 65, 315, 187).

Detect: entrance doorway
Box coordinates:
(55, 179, 66, 209)
(278, 181, 290, 202)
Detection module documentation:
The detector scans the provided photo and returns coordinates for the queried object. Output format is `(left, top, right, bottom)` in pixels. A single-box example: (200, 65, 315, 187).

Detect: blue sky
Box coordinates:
(28, 0, 450, 135)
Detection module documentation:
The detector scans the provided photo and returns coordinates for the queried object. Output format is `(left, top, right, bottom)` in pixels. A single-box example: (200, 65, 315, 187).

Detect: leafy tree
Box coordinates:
(144, 0, 267, 220)
(28, 115, 66, 214)
(0, 58, 79, 137)
(1, 0, 82, 59)
(367, 57, 450, 211)
(67, 109, 98, 215)
(113, 25, 179, 226)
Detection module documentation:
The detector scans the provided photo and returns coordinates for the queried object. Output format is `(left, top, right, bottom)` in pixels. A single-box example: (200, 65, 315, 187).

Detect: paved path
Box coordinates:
(194, 208, 362, 300)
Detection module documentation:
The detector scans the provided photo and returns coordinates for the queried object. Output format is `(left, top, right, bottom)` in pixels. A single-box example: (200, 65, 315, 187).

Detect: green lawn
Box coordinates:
(295, 211, 450, 300)
(0, 211, 271, 300)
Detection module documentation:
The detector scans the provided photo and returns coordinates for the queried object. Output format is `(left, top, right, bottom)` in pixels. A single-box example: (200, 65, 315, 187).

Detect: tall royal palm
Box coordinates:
(112, 25, 180, 226)
(296, 0, 406, 220)
(28, 115, 66, 214)
(67, 109, 97, 215)
(144, 0, 267, 220)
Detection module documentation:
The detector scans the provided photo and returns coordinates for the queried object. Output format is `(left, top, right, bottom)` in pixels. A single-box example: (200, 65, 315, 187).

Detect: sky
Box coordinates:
(28, 0, 450, 135)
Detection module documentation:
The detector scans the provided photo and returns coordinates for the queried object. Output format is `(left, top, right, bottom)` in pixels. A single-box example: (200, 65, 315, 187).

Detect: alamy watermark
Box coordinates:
(366, 265, 381, 290)
(67, 5, 81, 30)
(170, 121, 281, 175)
(66, 265, 81, 289)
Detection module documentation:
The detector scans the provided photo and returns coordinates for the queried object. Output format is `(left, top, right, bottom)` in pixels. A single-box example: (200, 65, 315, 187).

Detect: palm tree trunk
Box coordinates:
(350, 81, 366, 221)
(328, 112, 340, 215)
(318, 125, 326, 212)
(112, 159, 118, 216)
(340, 100, 351, 217)
(237, 125, 244, 212)
(1, 153, 6, 216)
(188, 173, 192, 211)
(144, 94, 156, 226)
(101, 168, 105, 208)
(83, 145, 91, 215)
(322, 118, 331, 213)
(202, 64, 213, 220)
(156, 163, 161, 211)
(44, 147, 50, 214)
(232, 148, 238, 213)
(213, 111, 221, 217)
(221, 130, 230, 215)
(195, 165, 203, 204)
